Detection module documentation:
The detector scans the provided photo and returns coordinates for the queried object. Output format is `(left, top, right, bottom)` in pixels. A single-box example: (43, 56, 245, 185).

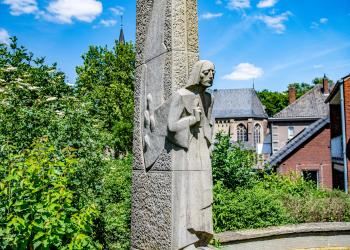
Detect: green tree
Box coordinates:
(0, 37, 74, 156)
(288, 82, 314, 98)
(212, 133, 257, 191)
(257, 76, 334, 117)
(312, 76, 333, 86)
(0, 139, 101, 249)
(0, 37, 133, 249)
(76, 41, 135, 154)
(257, 90, 288, 117)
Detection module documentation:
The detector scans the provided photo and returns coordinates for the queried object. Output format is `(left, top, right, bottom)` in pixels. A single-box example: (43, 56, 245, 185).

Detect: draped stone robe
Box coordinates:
(168, 87, 214, 249)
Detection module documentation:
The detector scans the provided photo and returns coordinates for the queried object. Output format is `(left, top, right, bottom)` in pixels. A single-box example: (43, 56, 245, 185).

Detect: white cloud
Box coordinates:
(310, 21, 319, 29)
(313, 64, 324, 69)
(46, 0, 102, 24)
(228, 0, 250, 10)
(0, 28, 10, 45)
(2, 0, 38, 16)
(223, 63, 264, 81)
(256, 11, 292, 34)
(110, 6, 124, 16)
(100, 19, 117, 27)
(200, 12, 223, 20)
(310, 17, 328, 29)
(257, 0, 278, 8)
(319, 18, 328, 24)
(215, 0, 223, 4)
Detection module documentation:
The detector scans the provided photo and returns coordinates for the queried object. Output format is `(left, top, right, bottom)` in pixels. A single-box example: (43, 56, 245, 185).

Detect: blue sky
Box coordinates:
(0, 0, 349, 91)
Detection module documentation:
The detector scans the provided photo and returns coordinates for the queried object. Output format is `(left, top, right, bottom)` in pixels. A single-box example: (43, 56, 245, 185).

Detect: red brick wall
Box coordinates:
(343, 77, 350, 191)
(277, 125, 332, 189)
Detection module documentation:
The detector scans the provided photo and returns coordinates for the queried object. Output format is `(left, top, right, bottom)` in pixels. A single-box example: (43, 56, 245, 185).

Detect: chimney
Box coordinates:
(289, 86, 296, 104)
(323, 74, 329, 95)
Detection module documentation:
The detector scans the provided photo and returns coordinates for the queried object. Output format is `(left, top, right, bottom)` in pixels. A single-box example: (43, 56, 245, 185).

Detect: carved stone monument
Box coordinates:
(131, 0, 215, 249)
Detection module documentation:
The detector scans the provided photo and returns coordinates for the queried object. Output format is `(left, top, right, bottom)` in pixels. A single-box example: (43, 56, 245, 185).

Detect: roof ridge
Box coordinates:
(272, 84, 324, 119)
(269, 117, 329, 166)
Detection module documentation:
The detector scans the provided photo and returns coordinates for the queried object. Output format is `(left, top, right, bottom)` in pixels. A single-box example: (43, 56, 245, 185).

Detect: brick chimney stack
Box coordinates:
(289, 86, 296, 104)
(323, 74, 329, 95)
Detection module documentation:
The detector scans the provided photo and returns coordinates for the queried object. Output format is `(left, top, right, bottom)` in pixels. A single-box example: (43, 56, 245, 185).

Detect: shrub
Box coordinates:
(0, 139, 101, 249)
(211, 134, 350, 233)
(212, 133, 257, 190)
(213, 182, 292, 232)
(93, 155, 132, 249)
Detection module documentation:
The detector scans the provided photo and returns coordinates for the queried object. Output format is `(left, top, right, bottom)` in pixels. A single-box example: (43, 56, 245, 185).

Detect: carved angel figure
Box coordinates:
(168, 60, 215, 250)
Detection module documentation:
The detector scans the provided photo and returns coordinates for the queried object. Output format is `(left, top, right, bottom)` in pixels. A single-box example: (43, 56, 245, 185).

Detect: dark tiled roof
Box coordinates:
(272, 84, 329, 119)
(210, 88, 268, 119)
(269, 117, 330, 166)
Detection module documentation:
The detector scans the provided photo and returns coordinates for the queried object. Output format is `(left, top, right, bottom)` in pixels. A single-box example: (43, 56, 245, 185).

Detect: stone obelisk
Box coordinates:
(131, 0, 199, 249)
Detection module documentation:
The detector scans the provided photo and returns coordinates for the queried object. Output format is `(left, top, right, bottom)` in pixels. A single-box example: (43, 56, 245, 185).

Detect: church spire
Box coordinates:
(118, 15, 125, 45)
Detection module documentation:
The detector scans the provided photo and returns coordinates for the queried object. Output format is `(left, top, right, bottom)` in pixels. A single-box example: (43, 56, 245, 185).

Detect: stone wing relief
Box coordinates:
(143, 93, 171, 171)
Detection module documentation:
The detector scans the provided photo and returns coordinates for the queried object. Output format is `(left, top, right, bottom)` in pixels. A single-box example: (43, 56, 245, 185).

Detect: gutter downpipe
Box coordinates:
(340, 82, 348, 194)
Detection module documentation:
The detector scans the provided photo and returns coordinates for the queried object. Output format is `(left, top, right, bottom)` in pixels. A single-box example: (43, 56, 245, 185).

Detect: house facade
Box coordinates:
(269, 117, 332, 188)
(326, 73, 350, 192)
(268, 77, 333, 188)
(269, 79, 330, 154)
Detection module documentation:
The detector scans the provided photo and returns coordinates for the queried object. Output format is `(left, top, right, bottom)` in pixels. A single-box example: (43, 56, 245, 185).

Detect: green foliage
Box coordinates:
(0, 37, 133, 249)
(257, 90, 288, 117)
(257, 77, 334, 116)
(288, 82, 314, 98)
(0, 139, 101, 249)
(94, 155, 132, 249)
(76, 41, 135, 154)
(212, 133, 257, 190)
(313, 77, 334, 86)
(0, 37, 74, 154)
(213, 172, 350, 233)
(212, 134, 350, 235)
(213, 182, 292, 232)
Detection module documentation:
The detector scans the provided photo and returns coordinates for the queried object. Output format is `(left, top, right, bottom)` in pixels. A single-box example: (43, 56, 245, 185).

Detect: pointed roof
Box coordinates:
(119, 27, 125, 45)
(211, 88, 268, 119)
(271, 84, 329, 120)
(269, 117, 330, 166)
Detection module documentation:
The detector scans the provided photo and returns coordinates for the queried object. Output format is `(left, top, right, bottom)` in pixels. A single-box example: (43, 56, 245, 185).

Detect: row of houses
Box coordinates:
(212, 73, 350, 192)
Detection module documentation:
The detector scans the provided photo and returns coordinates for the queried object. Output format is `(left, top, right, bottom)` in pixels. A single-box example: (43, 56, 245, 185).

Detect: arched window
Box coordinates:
(237, 124, 248, 142)
(254, 124, 261, 146)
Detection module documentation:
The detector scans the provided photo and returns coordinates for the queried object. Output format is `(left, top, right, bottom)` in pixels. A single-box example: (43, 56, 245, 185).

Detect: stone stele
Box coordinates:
(131, 0, 215, 249)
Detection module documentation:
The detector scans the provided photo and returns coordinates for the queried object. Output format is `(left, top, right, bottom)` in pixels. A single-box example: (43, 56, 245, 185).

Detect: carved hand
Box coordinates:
(193, 107, 202, 123)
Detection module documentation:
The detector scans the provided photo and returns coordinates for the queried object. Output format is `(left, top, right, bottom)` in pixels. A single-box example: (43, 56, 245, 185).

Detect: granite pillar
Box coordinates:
(131, 0, 199, 249)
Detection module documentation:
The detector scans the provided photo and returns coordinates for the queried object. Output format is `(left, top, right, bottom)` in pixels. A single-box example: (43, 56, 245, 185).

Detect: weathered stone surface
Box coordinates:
(216, 223, 350, 250)
(132, 0, 205, 249)
(216, 222, 350, 243)
(131, 171, 172, 250)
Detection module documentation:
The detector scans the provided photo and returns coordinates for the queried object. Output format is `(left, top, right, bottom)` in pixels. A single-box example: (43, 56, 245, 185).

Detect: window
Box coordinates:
(302, 170, 319, 186)
(288, 126, 295, 139)
(237, 124, 248, 142)
(254, 124, 261, 146)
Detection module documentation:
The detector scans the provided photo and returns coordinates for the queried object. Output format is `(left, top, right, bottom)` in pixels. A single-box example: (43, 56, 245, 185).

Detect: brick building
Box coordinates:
(268, 77, 333, 188)
(269, 117, 332, 188)
(269, 80, 330, 154)
(325, 73, 350, 192)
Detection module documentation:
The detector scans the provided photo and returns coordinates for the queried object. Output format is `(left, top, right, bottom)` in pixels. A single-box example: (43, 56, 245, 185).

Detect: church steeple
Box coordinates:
(118, 16, 125, 45)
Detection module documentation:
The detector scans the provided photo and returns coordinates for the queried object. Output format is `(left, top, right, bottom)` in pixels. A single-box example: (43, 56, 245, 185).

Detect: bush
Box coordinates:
(93, 155, 132, 249)
(212, 133, 257, 190)
(0, 139, 101, 249)
(0, 37, 133, 249)
(213, 182, 292, 232)
(212, 134, 350, 233)
(213, 173, 350, 233)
